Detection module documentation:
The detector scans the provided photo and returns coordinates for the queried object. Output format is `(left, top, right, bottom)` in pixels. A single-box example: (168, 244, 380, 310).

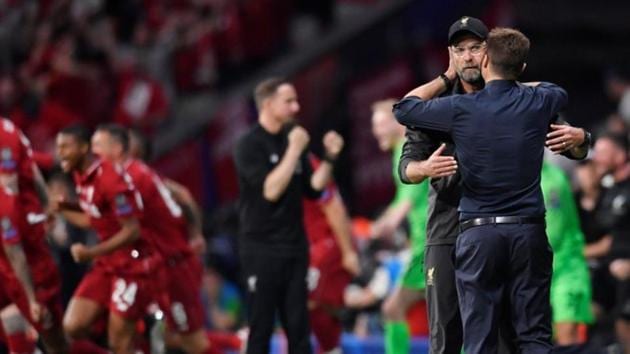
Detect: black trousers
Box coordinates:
(426, 243, 463, 354)
(426, 243, 519, 354)
(455, 223, 553, 354)
(240, 252, 312, 354)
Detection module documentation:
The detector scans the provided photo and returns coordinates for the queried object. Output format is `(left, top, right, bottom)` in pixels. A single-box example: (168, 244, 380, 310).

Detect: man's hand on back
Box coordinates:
(546, 124, 585, 153)
(415, 144, 458, 178)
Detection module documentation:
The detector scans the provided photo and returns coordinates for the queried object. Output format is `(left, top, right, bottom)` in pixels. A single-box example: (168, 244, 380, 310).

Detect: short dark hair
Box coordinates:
(486, 27, 530, 79)
(253, 77, 289, 110)
(59, 124, 91, 145)
(96, 123, 130, 152)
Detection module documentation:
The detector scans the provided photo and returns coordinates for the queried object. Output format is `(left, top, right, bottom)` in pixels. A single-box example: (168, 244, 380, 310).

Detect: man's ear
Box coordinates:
(481, 53, 489, 69)
(262, 97, 270, 111)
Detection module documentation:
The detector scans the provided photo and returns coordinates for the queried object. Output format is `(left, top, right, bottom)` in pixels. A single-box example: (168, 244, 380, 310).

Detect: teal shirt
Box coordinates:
(391, 141, 429, 246)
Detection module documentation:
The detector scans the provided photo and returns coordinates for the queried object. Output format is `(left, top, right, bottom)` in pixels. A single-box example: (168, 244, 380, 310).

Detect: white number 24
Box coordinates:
(112, 278, 138, 312)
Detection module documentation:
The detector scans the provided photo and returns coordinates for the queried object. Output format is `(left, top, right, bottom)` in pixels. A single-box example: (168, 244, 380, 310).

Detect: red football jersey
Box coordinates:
(0, 187, 28, 280)
(302, 155, 337, 245)
(0, 118, 44, 217)
(0, 188, 22, 250)
(74, 159, 157, 275)
(123, 159, 192, 258)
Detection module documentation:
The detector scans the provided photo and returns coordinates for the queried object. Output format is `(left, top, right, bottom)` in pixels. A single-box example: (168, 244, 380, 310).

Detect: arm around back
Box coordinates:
(393, 96, 456, 132)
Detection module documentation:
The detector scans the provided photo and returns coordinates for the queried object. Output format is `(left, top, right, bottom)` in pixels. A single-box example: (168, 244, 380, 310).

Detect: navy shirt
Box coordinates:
(394, 80, 568, 219)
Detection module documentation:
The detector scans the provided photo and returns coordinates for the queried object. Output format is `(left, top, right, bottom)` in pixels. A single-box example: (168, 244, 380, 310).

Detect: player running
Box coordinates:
(0, 118, 68, 354)
(54, 125, 161, 354)
(91, 124, 213, 354)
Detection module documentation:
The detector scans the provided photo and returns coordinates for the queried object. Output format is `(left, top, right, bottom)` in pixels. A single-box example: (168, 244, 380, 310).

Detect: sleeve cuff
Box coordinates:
(398, 158, 412, 184)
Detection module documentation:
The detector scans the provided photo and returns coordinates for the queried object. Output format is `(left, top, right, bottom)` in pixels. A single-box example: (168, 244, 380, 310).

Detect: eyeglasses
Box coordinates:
(451, 42, 486, 57)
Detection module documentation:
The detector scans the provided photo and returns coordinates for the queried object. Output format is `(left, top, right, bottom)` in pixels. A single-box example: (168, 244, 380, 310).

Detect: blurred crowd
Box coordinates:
(0, 0, 336, 152)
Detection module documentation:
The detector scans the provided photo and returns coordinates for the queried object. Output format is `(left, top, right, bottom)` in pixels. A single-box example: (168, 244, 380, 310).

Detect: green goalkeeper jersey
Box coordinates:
(541, 161, 593, 323)
(391, 141, 429, 247)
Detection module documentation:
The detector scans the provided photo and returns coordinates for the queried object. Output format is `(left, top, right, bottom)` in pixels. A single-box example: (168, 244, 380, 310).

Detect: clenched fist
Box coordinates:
(70, 243, 93, 263)
(29, 301, 43, 323)
(323, 131, 344, 161)
(288, 125, 310, 153)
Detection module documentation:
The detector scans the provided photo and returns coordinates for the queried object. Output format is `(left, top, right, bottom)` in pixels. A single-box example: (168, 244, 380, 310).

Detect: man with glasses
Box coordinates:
(398, 18, 590, 354)
(395, 26, 591, 354)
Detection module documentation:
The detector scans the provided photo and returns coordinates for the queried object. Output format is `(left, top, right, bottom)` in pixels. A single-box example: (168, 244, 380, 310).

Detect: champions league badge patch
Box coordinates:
(115, 194, 133, 215)
(0, 148, 16, 170)
(1, 217, 17, 241)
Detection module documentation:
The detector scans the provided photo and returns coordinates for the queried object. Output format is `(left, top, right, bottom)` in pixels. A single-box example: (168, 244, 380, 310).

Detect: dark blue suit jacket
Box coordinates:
(394, 80, 568, 219)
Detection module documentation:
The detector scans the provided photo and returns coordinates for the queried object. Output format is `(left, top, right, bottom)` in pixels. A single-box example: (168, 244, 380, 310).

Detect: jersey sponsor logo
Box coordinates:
(115, 193, 133, 216)
(1, 217, 17, 241)
(426, 267, 435, 287)
(0, 148, 16, 170)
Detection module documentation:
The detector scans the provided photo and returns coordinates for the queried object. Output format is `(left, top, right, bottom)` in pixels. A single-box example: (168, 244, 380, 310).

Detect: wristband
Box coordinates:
(439, 73, 453, 91)
(580, 129, 593, 148)
(323, 154, 337, 164)
(577, 128, 593, 149)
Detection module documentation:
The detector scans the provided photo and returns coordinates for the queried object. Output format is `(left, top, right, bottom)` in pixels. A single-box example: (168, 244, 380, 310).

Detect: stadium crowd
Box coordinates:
(0, 0, 334, 151)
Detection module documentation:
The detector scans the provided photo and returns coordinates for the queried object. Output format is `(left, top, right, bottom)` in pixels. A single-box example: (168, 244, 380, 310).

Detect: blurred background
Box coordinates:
(1, 0, 630, 352)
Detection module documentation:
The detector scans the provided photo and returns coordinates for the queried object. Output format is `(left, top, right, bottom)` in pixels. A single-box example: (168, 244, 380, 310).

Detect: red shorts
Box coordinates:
(161, 255, 205, 334)
(74, 266, 155, 321)
(308, 239, 352, 308)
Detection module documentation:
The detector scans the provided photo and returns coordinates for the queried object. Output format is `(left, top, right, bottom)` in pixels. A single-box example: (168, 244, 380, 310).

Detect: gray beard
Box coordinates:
(459, 69, 482, 84)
